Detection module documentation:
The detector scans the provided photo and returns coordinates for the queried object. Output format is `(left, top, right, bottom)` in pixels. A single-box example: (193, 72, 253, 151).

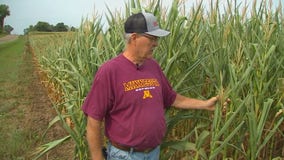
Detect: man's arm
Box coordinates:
(86, 116, 104, 160)
(172, 94, 219, 111)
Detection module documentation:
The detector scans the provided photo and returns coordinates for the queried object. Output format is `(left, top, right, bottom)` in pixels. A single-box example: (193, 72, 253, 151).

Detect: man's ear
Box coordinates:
(129, 33, 138, 44)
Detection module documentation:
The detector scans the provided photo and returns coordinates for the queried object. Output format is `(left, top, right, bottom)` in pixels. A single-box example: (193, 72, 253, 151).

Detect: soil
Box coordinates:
(0, 35, 74, 159)
(0, 34, 18, 44)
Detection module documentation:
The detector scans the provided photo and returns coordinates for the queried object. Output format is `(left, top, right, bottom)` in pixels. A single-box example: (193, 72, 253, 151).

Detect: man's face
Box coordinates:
(134, 33, 159, 61)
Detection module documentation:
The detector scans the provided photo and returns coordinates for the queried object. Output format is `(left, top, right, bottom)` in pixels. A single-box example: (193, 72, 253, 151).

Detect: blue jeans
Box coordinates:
(107, 143, 160, 160)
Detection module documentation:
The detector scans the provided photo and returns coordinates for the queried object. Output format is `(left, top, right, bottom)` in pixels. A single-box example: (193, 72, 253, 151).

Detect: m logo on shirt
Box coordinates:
(143, 90, 153, 99)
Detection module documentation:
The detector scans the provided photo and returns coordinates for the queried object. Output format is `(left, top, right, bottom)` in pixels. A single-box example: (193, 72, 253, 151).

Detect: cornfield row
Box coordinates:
(28, 0, 284, 159)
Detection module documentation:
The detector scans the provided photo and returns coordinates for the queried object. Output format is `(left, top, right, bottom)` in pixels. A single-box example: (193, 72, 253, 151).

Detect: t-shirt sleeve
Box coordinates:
(160, 72, 177, 108)
(81, 66, 114, 121)
(153, 62, 177, 108)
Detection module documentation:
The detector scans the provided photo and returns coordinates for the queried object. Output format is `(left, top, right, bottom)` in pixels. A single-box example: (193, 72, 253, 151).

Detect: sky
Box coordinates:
(2, 0, 129, 34)
(1, 0, 283, 35)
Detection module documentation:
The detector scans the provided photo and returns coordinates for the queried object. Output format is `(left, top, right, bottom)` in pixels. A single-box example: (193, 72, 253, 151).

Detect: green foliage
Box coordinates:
(35, 21, 53, 32)
(4, 24, 13, 33)
(54, 22, 68, 32)
(0, 38, 36, 159)
(0, 4, 10, 18)
(24, 21, 71, 34)
(0, 4, 10, 33)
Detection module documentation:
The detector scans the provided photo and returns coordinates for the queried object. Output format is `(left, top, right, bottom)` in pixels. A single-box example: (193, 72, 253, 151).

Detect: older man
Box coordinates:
(82, 12, 219, 160)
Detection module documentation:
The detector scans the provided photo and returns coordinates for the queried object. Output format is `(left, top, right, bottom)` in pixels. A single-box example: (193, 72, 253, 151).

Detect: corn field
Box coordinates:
(28, 0, 284, 159)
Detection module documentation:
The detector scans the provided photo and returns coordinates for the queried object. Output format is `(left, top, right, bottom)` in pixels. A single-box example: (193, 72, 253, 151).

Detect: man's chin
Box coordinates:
(147, 53, 154, 59)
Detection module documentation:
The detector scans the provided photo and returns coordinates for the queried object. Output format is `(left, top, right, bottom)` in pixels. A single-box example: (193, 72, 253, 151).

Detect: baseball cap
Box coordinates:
(124, 12, 170, 37)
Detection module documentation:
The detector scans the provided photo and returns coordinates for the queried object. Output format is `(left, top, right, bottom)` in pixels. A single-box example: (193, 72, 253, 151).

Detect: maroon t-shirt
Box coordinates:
(82, 54, 177, 149)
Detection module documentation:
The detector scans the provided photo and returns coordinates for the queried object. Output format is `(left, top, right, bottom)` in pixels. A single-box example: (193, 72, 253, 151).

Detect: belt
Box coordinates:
(110, 141, 155, 153)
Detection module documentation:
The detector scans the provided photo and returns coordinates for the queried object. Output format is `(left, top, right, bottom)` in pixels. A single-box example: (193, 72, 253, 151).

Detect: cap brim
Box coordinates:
(145, 29, 170, 37)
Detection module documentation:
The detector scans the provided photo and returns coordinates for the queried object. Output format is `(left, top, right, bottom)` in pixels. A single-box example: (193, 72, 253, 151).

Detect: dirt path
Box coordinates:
(0, 35, 18, 44)
(24, 43, 74, 159)
(0, 37, 73, 159)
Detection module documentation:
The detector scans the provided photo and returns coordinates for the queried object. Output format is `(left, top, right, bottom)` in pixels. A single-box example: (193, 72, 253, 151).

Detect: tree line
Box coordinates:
(1, 4, 77, 35)
(23, 21, 76, 34)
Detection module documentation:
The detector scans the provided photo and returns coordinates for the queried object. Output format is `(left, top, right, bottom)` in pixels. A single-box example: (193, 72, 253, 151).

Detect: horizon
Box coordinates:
(2, 0, 282, 35)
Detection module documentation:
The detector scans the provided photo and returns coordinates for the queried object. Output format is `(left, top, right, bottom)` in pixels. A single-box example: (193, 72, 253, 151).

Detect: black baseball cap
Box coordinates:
(124, 12, 170, 37)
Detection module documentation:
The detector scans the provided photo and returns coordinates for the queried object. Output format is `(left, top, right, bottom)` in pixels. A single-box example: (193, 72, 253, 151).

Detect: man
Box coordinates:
(82, 12, 220, 160)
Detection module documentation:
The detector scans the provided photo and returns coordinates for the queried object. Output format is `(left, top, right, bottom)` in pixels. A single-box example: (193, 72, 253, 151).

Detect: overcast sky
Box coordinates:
(1, 0, 282, 35)
(2, 0, 129, 34)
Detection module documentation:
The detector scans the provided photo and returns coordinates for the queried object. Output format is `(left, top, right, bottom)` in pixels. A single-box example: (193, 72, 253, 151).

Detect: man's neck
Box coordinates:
(123, 50, 144, 66)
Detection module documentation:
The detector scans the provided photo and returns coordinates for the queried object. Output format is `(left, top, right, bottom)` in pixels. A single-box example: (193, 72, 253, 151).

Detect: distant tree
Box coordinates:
(24, 21, 77, 34)
(24, 25, 34, 34)
(4, 24, 13, 34)
(34, 21, 53, 32)
(0, 4, 10, 33)
(70, 26, 77, 32)
(54, 22, 68, 32)
(24, 25, 34, 35)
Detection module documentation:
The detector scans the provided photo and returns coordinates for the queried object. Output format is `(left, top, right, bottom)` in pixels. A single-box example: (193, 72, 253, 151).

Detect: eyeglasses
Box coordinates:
(138, 33, 159, 42)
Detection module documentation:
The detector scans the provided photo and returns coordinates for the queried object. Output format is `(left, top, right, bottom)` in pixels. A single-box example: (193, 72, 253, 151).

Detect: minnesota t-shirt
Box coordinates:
(82, 53, 177, 149)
